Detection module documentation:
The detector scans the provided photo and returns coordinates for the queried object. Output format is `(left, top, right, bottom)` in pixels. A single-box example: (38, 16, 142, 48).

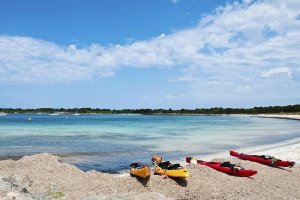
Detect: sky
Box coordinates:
(0, 0, 300, 109)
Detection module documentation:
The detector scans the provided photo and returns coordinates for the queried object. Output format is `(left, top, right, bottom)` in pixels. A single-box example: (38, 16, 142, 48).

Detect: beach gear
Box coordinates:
(186, 157, 257, 177)
(230, 150, 295, 167)
(130, 162, 151, 178)
(152, 156, 189, 178)
(151, 155, 163, 163)
(154, 165, 189, 178)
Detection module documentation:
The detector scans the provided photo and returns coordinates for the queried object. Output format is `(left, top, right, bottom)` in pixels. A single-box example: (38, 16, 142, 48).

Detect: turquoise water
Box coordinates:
(0, 114, 300, 172)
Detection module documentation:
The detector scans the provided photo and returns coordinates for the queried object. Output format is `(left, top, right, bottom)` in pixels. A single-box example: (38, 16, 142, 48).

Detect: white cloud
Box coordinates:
(0, 0, 300, 95)
(158, 33, 166, 38)
(261, 67, 292, 78)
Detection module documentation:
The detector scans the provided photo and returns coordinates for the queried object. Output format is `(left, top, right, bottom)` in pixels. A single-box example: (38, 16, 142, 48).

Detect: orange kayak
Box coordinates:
(130, 163, 151, 178)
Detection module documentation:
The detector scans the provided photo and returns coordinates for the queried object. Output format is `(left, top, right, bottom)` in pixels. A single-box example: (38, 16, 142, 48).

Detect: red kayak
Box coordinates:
(186, 157, 257, 177)
(230, 151, 295, 167)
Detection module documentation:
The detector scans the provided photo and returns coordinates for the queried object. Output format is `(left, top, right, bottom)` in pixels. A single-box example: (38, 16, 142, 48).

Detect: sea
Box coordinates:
(0, 114, 300, 173)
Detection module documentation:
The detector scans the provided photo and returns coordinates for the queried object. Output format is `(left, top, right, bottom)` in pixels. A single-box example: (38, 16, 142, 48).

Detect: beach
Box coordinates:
(252, 114, 300, 121)
(0, 114, 299, 199)
(200, 138, 300, 165)
(2, 0, 300, 198)
(2, 114, 300, 172)
(0, 139, 299, 200)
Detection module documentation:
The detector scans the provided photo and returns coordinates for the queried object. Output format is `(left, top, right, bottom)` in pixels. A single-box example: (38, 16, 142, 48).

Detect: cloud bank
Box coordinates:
(0, 0, 300, 96)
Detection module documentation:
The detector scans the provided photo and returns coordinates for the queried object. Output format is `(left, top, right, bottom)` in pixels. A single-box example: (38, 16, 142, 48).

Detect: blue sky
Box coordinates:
(0, 0, 300, 109)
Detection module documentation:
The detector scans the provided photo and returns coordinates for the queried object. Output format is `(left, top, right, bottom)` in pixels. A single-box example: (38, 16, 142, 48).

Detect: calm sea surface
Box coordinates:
(0, 114, 300, 172)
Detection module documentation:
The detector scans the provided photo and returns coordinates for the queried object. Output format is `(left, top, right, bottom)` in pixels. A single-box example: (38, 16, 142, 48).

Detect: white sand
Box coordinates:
(252, 114, 300, 120)
(255, 142, 300, 165)
(199, 114, 300, 164)
(198, 138, 300, 165)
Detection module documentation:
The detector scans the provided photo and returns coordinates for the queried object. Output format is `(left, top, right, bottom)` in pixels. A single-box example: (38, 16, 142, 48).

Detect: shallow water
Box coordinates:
(0, 114, 299, 172)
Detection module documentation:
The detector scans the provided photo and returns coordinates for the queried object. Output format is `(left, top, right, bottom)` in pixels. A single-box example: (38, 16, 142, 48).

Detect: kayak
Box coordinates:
(186, 157, 257, 177)
(154, 165, 189, 178)
(230, 150, 295, 167)
(130, 163, 151, 178)
(151, 156, 189, 178)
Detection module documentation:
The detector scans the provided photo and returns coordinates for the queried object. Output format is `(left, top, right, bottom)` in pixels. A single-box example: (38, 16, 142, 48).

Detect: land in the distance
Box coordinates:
(1, 104, 300, 115)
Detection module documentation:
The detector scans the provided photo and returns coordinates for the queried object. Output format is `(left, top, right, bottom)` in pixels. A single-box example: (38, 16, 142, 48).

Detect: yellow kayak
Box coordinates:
(154, 165, 189, 178)
(130, 163, 151, 178)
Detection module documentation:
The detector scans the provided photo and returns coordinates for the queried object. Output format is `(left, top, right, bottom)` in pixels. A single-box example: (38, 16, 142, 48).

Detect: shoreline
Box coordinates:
(251, 114, 300, 121)
(199, 137, 300, 165)
(0, 141, 299, 199)
(183, 114, 300, 168)
(1, 113, 300, 118)
(0, 129, 300, 199)
(1, 135, 300, 173)
(170, 137, 300, 169)
(0, 114, 299, 199)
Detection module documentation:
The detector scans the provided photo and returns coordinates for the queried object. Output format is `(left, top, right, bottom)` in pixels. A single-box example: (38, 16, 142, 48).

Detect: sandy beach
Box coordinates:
(251, 114, 300, 121)
(0, 140, 299, 200)
(2, 0, 300, 198)
(200, 138, 300, 165)
(0, 114, 299, 200)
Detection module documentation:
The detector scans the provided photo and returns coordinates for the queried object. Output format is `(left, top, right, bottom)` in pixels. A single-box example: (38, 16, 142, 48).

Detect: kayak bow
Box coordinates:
(130, 163, 151, 178)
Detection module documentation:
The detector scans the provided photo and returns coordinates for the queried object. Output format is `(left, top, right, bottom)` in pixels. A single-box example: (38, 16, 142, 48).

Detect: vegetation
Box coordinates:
(0, 104, 300, 115)
(48, 191, 65, 198)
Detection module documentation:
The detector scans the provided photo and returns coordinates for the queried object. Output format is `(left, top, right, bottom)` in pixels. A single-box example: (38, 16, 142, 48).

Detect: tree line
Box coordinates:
(1, 104, 300, 115)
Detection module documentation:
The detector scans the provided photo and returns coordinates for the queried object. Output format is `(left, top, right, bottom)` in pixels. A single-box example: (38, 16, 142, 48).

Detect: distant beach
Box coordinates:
(252, 114, 300, 121)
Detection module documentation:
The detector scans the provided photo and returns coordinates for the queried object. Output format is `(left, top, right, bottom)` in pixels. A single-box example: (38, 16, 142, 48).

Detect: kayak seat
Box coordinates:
(168, 163, 182, 170)
(158, 161, 170, 169)
(220, 162, 235, 170)
(158, 162, 182, 170)
(259, 155, 276, 160)
(130, 162, 144, 169)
